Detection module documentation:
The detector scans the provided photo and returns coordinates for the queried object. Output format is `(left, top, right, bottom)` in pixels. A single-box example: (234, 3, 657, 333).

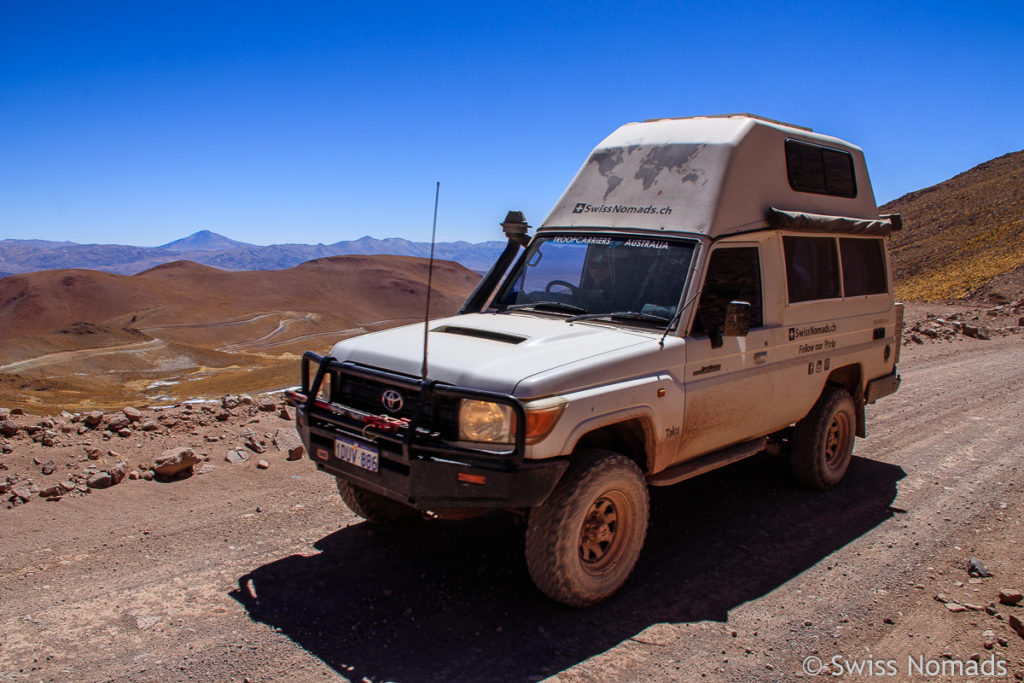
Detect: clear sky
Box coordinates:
(2, 1, 1022, 247)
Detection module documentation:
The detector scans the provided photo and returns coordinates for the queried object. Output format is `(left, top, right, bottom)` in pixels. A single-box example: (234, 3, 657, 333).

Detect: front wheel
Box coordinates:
(791, 386, 856, 489)
(525, 450, 649, 607)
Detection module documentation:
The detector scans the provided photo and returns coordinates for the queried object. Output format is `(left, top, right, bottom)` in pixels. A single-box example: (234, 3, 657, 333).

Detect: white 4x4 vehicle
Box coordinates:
(288, 114, 903, 606)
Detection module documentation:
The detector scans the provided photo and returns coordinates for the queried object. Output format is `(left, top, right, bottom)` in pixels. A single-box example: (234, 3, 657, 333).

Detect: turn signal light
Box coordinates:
(457, 472, 487, 486)
(524, 397, 568, 445)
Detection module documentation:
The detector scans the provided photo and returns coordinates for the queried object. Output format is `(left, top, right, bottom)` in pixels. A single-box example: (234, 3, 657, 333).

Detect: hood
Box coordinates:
(328, 312, 658, 396)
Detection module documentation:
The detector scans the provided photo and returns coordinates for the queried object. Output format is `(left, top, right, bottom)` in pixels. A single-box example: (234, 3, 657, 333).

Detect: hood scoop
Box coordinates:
(433, 325, 526, 345)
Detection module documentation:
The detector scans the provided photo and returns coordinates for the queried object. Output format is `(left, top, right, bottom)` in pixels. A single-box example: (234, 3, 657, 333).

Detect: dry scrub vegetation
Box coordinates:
(884, 150, 1024, 301)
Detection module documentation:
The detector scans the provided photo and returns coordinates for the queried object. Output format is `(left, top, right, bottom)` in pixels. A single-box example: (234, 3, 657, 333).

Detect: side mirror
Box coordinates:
(722, 300, 751, 337)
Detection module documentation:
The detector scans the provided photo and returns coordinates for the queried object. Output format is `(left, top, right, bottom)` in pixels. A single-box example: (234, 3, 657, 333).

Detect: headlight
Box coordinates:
(459, 400, 515, 443)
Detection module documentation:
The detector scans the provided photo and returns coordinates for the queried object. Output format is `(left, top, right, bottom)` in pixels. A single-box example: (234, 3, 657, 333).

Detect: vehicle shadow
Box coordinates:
(231, 454, 904, 682)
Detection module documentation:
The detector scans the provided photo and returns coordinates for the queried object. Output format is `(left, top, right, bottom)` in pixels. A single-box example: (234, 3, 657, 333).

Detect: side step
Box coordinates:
(646, 437, 768, 487)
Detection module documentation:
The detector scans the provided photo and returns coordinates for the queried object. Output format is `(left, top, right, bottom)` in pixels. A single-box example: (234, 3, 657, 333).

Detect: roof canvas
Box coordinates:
(540, 115, 880, 239)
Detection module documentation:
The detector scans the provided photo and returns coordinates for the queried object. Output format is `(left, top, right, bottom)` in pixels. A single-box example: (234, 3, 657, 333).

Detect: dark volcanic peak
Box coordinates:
(158, 230, 252, 252)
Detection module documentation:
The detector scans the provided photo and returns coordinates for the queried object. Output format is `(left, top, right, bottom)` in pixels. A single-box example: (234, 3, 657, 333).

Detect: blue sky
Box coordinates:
(2, 1, 1022, 247)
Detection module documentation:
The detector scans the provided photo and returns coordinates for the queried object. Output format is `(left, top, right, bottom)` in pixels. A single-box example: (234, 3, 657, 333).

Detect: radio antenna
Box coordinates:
(421, 182, 440, 380)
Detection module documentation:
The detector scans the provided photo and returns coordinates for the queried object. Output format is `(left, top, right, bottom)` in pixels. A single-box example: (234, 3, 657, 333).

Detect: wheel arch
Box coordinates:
(570, 417, 654, 474)
(824, 363, 866, 438)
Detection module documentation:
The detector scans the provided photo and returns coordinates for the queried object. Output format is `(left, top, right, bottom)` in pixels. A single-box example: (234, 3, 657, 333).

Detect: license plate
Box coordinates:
(335, 435, 379, 473)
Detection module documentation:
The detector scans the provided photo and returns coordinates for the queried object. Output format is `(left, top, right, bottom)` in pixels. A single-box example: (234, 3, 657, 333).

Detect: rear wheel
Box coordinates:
(525, 450, 649, 607)
(791, 386, 856, 489)
(336, 478, 418, 524)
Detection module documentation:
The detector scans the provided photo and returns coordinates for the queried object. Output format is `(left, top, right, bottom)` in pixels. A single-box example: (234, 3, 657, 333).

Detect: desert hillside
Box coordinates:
(0, 255, 479, 412)
(882, 149, 1024, 301)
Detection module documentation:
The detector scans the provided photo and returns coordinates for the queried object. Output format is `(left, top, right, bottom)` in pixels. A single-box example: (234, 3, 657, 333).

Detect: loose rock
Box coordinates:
(152, 447, 199, 477)
(256, 459, 269, 470)
(225, 450, 248, 464)
(106, 416, 131, 432)
(38, 484, 64, 500)
(10, 485, 32, 502)
(273, 428, 305, 460)
(87, 472, 112, 489)
(999, 589, 1023, 606)
(968, 557, 992, 577)
(1010, 615, 1024, 641)
(0, 420, 18, 437)
(123, 406, 143, 422)
(109, 461, 129, 485)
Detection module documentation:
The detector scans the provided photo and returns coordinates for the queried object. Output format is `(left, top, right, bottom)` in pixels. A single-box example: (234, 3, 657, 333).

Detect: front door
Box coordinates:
(679, 244, 781, 461)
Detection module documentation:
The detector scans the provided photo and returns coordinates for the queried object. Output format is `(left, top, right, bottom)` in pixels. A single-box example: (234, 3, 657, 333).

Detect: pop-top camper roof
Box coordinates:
(540, 114, 896, 239)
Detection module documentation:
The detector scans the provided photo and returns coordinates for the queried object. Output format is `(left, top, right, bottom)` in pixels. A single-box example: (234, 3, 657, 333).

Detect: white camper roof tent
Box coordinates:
(540, 114, 899, 239)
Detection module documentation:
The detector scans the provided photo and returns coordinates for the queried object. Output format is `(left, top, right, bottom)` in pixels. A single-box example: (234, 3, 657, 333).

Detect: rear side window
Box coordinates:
(840, 238, 888, 296)
(785, 139, 857, 198)
(784, 236, 840, 303)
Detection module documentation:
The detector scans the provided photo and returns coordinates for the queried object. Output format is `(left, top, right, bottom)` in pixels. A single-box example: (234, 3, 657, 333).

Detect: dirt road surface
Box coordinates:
(2, 334, 1023, 682)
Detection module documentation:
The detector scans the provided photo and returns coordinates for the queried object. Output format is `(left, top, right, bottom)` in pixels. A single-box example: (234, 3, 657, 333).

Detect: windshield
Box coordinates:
(493, 234, 697, 325)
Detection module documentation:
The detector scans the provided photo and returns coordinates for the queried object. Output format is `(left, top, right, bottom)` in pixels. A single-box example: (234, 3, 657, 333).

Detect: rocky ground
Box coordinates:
(0, 308, 1023, 682)
(1, 394, 304, 509)
(902, 297, 1024, 346)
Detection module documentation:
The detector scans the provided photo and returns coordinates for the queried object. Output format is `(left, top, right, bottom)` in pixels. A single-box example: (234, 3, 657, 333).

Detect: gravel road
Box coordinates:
(2, 334, 1023, 682)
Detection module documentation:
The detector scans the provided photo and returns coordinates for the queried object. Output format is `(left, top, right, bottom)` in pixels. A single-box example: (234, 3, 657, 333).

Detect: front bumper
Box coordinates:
(287, 352, 568, 509)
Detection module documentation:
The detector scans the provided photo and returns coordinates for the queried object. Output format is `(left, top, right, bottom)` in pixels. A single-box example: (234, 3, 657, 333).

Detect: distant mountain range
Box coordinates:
(0, 229, 506, 276)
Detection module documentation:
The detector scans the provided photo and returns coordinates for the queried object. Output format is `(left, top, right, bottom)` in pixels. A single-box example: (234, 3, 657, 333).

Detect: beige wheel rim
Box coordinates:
(579, 490, 632, 574)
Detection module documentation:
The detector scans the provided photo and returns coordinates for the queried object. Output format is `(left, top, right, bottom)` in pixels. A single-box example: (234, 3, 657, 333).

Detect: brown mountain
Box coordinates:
(0, 255, 478, 340)
(0, 256, 480, 412)
(883, 150, 1024, 301)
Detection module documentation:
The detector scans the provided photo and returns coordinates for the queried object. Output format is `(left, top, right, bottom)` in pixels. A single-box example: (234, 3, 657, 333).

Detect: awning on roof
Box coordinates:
(767, 207, 902, 236)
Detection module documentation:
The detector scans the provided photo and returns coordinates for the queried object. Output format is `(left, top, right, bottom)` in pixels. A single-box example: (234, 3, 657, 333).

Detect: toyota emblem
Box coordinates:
(381, 389, 404, 413)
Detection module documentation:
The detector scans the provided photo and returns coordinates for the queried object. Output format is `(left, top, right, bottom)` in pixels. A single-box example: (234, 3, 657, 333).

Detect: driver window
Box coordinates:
(691, 246, 763, 337)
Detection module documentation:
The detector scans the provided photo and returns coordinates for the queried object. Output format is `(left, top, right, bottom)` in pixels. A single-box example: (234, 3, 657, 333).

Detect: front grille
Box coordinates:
(333, 370, 459, 440)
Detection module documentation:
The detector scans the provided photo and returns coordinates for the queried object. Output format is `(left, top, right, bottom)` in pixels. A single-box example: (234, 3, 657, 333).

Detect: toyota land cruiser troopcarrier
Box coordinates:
(286, 114, 904, 607)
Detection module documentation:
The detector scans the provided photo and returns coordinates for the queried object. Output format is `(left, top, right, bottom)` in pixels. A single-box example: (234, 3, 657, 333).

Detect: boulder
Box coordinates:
(257, 399, 276, 412)
(1, 421, 20, 437)
(123, 406, 143, 422)
(152, 447, 199, 477)
(87, 472, 112, 489)
(106, 415, 131, 432)
(84, 411, 104, 427)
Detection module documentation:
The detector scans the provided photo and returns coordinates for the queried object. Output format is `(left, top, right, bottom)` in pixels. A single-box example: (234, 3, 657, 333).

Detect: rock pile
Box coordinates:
(0, 394, 305, 508)
(904, 300, 1024, 345)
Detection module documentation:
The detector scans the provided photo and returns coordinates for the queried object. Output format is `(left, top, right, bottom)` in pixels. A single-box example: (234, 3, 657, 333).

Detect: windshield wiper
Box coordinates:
(567, 311, 670, 324)
(503, 301, 588, 315)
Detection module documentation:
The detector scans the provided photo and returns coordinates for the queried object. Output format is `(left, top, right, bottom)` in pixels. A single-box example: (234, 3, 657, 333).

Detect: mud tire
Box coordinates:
(525, 450, 649, 607)
(791, 386, 856, 490)
(336, 479, 418, 524)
